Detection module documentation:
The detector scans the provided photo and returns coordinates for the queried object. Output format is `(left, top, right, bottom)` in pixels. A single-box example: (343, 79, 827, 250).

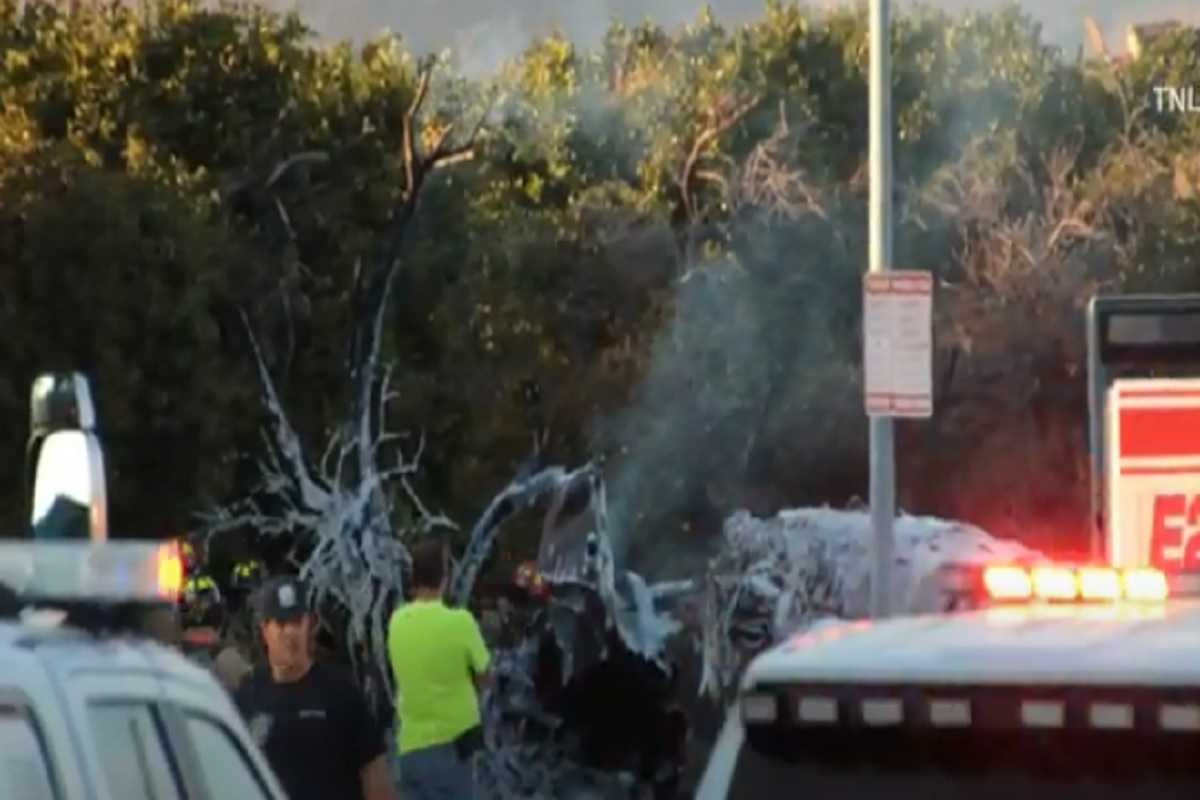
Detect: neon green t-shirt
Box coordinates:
(386, 599, 491, 754)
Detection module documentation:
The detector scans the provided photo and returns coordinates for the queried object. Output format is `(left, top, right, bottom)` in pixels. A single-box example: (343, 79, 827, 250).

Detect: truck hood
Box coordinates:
(745, 599, 1200, 688)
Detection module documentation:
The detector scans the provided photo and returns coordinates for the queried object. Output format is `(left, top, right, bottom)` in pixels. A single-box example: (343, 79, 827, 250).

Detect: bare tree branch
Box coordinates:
(677, 93, 760, 224)
(736, 100, 827, 222)
(672, 92, 759, 267)
(265, 150, 330, 189)
(401, 66, 431, 198)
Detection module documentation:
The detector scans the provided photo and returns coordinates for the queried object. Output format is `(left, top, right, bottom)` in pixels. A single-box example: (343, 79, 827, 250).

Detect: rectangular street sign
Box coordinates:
(863, 270, 933, 418)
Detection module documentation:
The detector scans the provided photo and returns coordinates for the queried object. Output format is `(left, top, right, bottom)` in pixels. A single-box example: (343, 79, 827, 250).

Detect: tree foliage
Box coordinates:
(4, 0, 1200, 565)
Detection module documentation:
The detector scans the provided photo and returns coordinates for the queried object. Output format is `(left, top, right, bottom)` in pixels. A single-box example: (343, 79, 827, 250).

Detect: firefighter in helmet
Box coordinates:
(181, 539, 223, 630)
(182, 573, 222, 625)
(230, 559, 264, 591)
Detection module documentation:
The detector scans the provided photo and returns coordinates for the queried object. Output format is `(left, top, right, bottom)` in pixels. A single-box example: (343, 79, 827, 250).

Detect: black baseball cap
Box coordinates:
(255, 576, 310, 622)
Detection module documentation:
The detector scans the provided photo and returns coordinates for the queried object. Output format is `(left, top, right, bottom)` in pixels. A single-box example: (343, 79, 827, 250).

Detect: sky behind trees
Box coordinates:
(270, 1, 1200, 74)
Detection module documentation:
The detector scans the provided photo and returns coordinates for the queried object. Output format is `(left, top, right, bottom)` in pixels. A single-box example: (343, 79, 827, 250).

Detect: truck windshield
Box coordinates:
(729, 729, 1200, 799)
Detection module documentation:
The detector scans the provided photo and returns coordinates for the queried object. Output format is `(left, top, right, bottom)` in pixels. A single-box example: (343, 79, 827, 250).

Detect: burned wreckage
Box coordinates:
(447, 464, 694, 799)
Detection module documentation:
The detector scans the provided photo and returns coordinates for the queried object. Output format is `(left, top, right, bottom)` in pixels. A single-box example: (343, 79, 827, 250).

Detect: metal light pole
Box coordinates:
(868, 0, 895, 619)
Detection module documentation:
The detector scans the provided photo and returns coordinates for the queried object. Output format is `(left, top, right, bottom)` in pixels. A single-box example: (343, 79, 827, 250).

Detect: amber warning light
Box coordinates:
(982, 564, 1168, 604)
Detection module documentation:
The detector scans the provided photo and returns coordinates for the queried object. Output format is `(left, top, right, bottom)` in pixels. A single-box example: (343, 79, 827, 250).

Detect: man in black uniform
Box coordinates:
(234, 575, 394, 800)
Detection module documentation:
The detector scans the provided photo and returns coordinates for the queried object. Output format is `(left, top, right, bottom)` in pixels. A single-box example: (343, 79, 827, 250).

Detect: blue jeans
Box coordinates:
(395, 742, 476, 800)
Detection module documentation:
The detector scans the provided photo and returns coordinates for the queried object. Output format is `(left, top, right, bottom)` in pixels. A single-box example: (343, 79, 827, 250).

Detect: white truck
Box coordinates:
(0, 540, 288, 799)
(696, 294, 1200, 798)
(1, 372, 286, 799)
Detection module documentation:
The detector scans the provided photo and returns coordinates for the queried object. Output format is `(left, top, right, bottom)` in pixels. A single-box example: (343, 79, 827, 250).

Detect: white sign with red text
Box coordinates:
(1107, 378, 1200, 572)
(863, 271, 933, 418)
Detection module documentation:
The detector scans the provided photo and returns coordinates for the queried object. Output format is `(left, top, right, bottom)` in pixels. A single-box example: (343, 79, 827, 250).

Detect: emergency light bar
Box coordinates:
(935, 562, 1171, 609)
(0, 540, 183, 608)
(983, 564, 1168, 603)
(740, 682, 1200, 737)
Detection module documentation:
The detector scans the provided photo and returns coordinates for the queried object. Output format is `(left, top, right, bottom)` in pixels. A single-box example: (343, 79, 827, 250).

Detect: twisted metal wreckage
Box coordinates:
(452, 463, 695, 800)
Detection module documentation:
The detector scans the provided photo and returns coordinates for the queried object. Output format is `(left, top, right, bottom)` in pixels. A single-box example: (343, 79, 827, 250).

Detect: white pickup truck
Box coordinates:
(696, 562, 1200, 798)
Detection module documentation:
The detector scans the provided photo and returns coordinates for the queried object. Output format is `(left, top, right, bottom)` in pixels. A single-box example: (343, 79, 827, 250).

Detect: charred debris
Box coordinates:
(444, 462, 696, 799)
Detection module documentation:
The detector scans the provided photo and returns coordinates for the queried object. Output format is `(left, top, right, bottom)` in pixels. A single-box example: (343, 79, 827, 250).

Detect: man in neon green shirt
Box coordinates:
(387, 538, 491, 799)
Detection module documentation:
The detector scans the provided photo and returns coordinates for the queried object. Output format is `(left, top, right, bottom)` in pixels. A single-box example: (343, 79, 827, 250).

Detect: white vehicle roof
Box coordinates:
(1, 616, 227, 689)
(1, 616, 286, 800)
(744, 599, 1200, 689)
(0, 537, 289, 800)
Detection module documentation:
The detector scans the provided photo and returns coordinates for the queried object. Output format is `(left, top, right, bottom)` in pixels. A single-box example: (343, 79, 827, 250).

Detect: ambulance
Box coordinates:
(696, 294, 1200, 799)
